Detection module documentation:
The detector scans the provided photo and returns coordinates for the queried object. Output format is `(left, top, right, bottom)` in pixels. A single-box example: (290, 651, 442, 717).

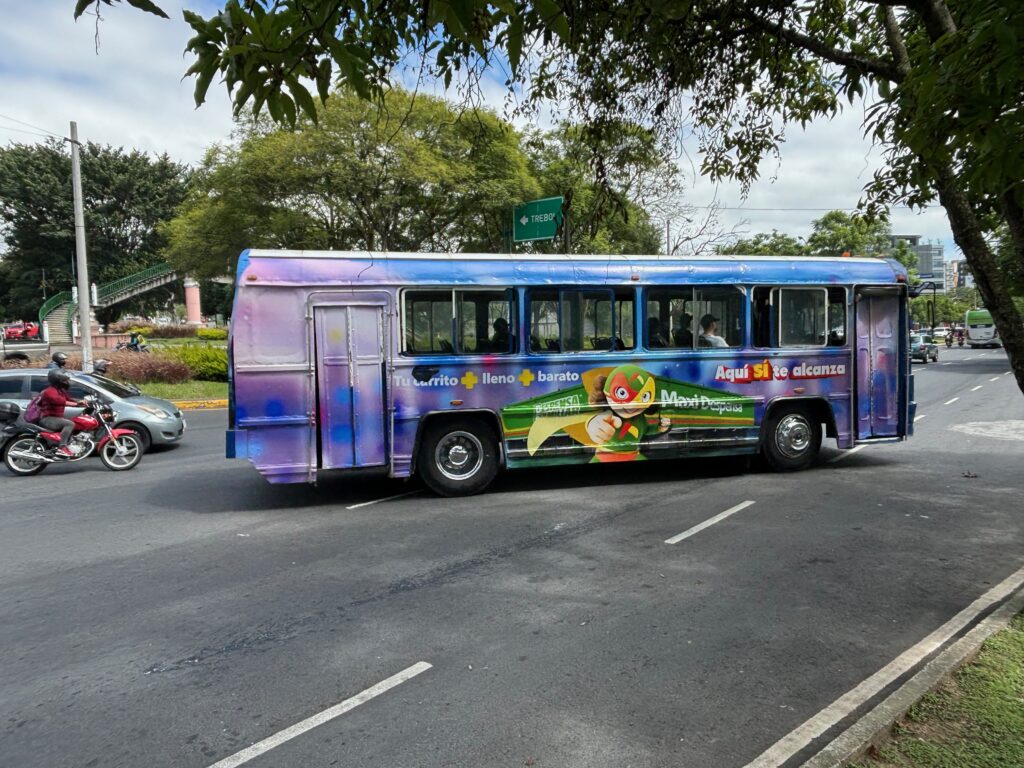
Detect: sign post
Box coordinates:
(512, 197, 565, 245)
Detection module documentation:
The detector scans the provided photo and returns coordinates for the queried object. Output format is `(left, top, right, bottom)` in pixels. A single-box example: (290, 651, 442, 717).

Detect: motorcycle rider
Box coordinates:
(957, 329, 965, 346)
(46, 352, 68, 370)
(92, 359, 111, 376)
(128, 331, 147, 352)
(37, 369, 86, 457)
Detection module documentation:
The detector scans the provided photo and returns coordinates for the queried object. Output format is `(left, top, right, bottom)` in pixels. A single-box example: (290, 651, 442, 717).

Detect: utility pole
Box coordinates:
(69, 121, 93, 372)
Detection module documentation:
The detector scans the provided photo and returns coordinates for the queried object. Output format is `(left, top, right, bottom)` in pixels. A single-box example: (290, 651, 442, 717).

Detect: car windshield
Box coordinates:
(75, 373, 139, 398)
(910, 335, 921, 343)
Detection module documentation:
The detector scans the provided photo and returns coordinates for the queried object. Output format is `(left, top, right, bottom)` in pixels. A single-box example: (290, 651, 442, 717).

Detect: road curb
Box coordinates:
(170, 399, 228, 410)
(801, 587, 1024, 768)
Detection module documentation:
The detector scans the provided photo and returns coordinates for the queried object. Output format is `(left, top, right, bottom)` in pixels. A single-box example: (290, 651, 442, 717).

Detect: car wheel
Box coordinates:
(418, 417, 499, 497)
(115, 421, 152, 452)
(762, 406, 822, 472)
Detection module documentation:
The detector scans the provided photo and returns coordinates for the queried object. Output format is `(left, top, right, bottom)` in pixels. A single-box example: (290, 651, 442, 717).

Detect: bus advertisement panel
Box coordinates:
(226, 251, 913, 495)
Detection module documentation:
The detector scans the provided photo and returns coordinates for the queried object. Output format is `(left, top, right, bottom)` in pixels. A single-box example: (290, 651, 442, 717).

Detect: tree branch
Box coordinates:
(746, 11, 906, 83)
(882, 6, 911, 78)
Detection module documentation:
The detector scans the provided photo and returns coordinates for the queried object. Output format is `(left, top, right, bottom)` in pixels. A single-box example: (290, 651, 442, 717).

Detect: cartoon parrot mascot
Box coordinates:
(526, 364, 670, 462)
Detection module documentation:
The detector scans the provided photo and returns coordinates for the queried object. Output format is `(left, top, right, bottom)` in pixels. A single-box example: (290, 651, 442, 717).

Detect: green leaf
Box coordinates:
(125, 0, 170, 19)
(193, 64, 216, 108)
(315, 59, 333, 103)
(287, 77, 318, 122)
(73, 0, 95, 20)
(507, 14, 524, 75)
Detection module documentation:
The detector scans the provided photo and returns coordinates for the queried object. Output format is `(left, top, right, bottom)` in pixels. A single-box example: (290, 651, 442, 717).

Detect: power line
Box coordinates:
(695, 204, 916, 211)
(0, 113, 62, 139)
(0, 125, 55, 140)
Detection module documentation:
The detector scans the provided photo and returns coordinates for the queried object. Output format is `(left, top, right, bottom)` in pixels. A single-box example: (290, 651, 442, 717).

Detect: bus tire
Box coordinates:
(418, 417, 499, 497)
(762, 406, 821, 472)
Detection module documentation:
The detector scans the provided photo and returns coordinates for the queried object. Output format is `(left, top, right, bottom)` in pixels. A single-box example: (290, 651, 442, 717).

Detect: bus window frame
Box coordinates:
(400, 287, 517, 357)
(752, 286, 839, 350)
(526, 287, 636, 355)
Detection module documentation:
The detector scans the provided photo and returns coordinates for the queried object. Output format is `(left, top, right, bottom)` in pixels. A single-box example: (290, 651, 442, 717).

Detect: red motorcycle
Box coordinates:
(0, 397, 143, 475)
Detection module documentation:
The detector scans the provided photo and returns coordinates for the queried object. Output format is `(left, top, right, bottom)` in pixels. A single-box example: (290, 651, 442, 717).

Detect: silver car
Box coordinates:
(0, 369, 185, 451)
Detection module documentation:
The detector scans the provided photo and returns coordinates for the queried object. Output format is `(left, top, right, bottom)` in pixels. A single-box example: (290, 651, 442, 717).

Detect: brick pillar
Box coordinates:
(184, 277, 203, 325)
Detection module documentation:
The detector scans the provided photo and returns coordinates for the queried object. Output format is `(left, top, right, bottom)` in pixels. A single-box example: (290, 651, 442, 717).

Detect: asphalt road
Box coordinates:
(1, 346, 1021, 768)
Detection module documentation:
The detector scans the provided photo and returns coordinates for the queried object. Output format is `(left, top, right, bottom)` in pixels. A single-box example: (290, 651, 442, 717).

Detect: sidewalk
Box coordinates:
(170, 399, 228, 410)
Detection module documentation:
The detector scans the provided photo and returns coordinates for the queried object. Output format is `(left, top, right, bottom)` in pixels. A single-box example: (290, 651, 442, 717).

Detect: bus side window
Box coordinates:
(647, 288, 694, 349)
(457, 290, 515, 353)
(752, 287, 775, 347)
(694, 286, 744, 348)
(827, 287, 846, 346)
(404, 291, 454, 354)
(529, 290, 560, 354)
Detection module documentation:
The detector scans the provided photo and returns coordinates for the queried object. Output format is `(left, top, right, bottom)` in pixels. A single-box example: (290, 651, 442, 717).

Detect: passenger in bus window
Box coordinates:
(647, 317, 668, 348)
(491, 317, 511, 351)
(699, 314, 729, 348)
(673, 313, 694, 347)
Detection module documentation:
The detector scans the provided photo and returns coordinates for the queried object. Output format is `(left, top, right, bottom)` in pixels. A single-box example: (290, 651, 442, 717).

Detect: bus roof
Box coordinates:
(237, 249, 906, 287)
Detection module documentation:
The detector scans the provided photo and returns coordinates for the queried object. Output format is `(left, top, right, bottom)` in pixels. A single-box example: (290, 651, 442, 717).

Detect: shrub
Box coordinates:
(149, 324, 198, 338)
(101, 352, 191, 384)
(196, 327, 228, 340)
(127, 326, 154, 337)
(165, 345, 228, 381)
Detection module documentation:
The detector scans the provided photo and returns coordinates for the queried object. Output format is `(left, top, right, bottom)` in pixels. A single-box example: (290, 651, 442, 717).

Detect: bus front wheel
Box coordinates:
(762, 406, 822, 471)
(418, 418, 499, 496)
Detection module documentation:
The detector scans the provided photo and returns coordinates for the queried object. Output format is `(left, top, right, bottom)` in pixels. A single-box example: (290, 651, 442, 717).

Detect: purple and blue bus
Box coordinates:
(226, 251, 914, 495)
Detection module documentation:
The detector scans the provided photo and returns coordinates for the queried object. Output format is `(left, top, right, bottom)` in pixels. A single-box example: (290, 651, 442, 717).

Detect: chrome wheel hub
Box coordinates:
(776, 414, 812, 458)
(435, 431, 483, 481)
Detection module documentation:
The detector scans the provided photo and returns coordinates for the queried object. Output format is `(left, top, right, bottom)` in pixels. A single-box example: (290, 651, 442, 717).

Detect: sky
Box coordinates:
(1, 1, 958, 260)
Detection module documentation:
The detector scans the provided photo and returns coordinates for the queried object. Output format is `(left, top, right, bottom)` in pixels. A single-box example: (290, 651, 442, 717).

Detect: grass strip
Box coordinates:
(140, 381, 228, 401)
(850, 613, 1024, 768)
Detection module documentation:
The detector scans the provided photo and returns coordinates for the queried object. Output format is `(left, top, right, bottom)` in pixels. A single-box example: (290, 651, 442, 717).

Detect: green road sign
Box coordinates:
(513, 197, 564, 243)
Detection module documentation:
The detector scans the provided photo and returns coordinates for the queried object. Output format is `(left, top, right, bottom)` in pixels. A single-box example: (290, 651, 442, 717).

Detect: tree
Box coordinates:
(806, 211, 892, 258)
(79, 0, 1024, 396)
(0, 138, 190, 321)
(718, 231, 808, 256)
(164, 91, 667, 278)
(521, 122, 668, 255)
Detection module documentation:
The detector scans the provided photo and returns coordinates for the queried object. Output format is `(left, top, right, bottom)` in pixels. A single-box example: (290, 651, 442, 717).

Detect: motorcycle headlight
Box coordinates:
(137, 405, 173, 419)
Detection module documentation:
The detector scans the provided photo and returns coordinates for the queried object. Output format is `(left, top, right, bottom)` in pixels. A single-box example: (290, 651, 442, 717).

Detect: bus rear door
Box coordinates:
(314, 300, 388, 469)
(854, 288, 903, 439)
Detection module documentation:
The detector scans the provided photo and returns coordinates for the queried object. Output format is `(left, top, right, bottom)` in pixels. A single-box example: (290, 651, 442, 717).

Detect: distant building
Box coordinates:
(944, 259, 973, 291)
(891, 235, 944, 284)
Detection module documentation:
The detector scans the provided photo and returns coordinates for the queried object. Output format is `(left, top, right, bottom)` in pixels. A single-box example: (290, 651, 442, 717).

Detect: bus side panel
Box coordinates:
(228, 282, 314, 483)
(391, 351, 851, 469)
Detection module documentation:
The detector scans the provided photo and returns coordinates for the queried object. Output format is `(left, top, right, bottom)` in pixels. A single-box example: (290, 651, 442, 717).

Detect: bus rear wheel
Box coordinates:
(418, 417, 499, 496)
(762, 406, 821, 471)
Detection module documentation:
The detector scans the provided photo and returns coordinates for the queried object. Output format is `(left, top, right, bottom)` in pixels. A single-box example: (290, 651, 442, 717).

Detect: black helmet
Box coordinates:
(93, 359, 111, 375)
(51, 351, 68, 367)
(47, 368, 70, 388)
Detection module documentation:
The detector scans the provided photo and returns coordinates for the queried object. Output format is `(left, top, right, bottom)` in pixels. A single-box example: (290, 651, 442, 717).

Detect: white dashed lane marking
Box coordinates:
(971, 385, 983, 392)
(346, 490, 420, 510)
(828, 444, 866, 464)
(944, 397, 960, 405)
(665, 500, 756, 544)
(207, 661, 433, 768)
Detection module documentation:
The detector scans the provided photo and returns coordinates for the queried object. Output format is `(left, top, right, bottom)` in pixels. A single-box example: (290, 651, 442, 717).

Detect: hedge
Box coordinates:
(196, 327, 228, 340)
(164, 345, 228, 382)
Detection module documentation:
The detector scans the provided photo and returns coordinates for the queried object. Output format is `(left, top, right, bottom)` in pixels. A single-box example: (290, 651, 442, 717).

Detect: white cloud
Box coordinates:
(0, 1, 234, 163)
(0, 3, 958, 258)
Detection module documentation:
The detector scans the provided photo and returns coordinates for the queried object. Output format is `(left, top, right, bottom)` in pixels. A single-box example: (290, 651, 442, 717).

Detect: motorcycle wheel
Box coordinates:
(99, 433, 143, 471)
(3, 435, 49, 476)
